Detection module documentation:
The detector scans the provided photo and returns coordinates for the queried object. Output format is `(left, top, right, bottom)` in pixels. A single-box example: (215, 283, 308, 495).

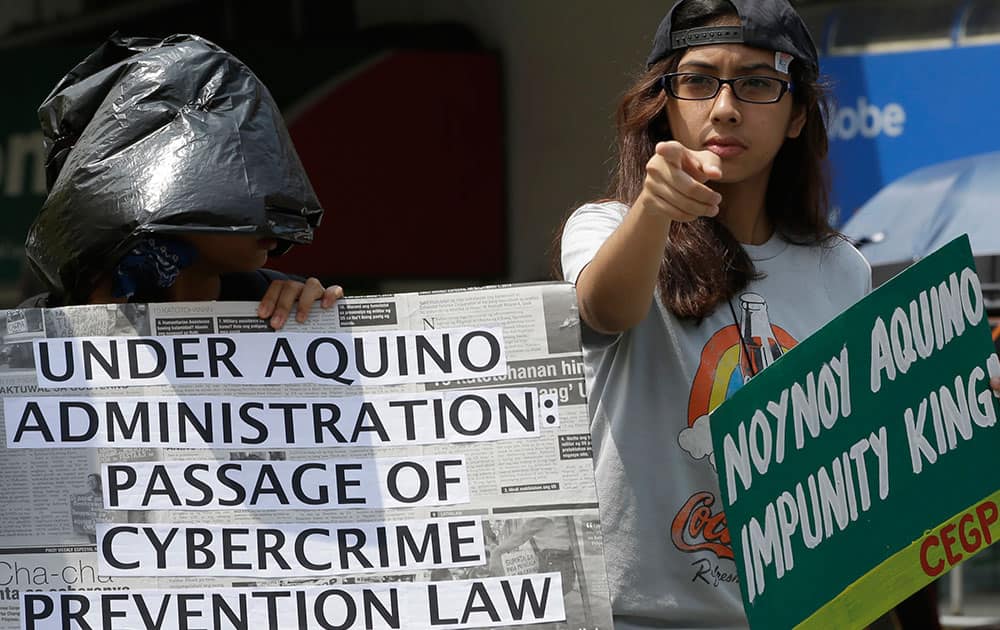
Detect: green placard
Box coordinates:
(710, 235, 1000, 629)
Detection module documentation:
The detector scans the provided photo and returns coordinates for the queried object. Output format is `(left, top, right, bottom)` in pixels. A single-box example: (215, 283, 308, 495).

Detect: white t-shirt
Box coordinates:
(561, 201, 871, 629)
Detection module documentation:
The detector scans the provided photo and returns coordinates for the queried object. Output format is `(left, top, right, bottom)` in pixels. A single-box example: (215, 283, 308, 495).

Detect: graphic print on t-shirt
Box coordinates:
(671, 293, 798, 569)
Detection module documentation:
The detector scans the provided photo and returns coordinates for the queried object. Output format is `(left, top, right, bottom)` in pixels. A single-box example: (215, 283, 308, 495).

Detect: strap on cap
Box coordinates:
(671, 25, 744, 48)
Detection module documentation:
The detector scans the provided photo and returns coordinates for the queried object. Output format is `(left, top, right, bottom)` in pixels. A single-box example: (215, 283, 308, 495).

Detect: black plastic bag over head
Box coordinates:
(26, 33, 323, 301)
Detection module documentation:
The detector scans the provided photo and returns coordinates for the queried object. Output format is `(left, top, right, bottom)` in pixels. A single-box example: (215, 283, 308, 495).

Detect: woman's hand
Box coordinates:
(257, 278, 344, 330)
(572, 141, 725, 334)
(991, 376, 1000, 398)
(637, 141, 724, 222)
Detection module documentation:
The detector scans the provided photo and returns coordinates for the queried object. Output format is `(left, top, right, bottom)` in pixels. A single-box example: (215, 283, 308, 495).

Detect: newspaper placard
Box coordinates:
(0, 283, 613, 630)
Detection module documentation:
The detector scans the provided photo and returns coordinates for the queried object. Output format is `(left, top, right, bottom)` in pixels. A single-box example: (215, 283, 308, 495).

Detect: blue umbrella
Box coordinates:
(841, 150, 1000, 267)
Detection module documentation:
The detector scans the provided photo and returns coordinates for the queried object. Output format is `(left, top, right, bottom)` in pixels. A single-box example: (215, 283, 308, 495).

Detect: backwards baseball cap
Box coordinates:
(646, 0, 818, 76)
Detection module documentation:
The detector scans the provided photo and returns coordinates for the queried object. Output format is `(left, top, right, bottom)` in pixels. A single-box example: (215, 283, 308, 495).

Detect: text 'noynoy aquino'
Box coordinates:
(32, 329, 507, 389)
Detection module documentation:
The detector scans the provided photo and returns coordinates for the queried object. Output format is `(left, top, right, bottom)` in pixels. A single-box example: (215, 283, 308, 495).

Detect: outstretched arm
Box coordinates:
(574, 141, 723, 334)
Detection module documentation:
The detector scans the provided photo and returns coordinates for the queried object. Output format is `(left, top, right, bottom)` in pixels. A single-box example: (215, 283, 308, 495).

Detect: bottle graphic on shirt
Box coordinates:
(737, 292, 782, 383)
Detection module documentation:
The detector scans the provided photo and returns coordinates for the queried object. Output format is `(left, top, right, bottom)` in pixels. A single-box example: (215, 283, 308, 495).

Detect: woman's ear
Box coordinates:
(787, 103, 807, 139)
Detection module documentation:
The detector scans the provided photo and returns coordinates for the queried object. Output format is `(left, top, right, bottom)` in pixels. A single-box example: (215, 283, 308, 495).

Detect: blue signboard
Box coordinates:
(823, 44, 1000, 224)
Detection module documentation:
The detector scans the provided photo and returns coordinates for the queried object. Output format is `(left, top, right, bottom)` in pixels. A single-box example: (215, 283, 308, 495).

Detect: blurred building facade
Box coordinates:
(0, 1, 998, 620)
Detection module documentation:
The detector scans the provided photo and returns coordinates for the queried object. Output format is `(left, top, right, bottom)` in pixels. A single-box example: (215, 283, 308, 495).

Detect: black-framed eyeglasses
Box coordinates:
(659, 72, 792, 104)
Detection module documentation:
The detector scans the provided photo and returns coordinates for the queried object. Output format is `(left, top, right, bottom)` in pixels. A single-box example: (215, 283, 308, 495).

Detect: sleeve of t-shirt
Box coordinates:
(560, 202, 626, 284)
(845, 241, 871, 299)
(822, 237, 872, 309)
(860, 256, 873, 296)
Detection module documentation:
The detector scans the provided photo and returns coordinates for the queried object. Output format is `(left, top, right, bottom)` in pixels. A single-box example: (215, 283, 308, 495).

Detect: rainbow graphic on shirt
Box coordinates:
(686, 323, 798, 427)
(672, 304, 797, 565)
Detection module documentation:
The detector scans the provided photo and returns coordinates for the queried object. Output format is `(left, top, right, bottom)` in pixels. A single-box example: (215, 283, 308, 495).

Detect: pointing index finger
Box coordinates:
(682, 148, 723, 182)
(656, 141, 723, 182)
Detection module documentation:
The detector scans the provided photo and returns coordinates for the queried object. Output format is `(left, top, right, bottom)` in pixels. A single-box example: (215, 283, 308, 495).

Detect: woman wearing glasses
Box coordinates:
(559, 0, 888, 627)
(559, 0, 978, 626)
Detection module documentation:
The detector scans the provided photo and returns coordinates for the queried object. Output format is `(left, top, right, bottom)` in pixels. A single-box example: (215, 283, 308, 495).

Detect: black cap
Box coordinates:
(646, 0, 818, 76)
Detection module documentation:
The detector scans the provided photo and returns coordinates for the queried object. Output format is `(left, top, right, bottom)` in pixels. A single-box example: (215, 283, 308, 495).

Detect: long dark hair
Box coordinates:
(572, 0, 836, 320)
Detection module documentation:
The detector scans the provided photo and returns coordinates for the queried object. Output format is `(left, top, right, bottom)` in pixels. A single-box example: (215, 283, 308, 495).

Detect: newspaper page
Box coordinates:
(0, 283, 613, 630)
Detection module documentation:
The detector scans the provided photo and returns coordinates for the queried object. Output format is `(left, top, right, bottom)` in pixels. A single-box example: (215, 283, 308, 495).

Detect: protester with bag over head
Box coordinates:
(557, 0, 991, 626)
(23, 33, 341, 323)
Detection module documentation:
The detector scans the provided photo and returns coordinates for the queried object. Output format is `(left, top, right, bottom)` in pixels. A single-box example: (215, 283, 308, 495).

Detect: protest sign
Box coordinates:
(710, 235, 1000, 629)
(0, 283, 613, 630)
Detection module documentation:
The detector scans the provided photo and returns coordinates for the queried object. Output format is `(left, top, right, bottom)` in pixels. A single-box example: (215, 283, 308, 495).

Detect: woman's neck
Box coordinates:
(713, 166, 774, 245)
(164, 267, 222, 302)
(86, 268, 223, 304)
